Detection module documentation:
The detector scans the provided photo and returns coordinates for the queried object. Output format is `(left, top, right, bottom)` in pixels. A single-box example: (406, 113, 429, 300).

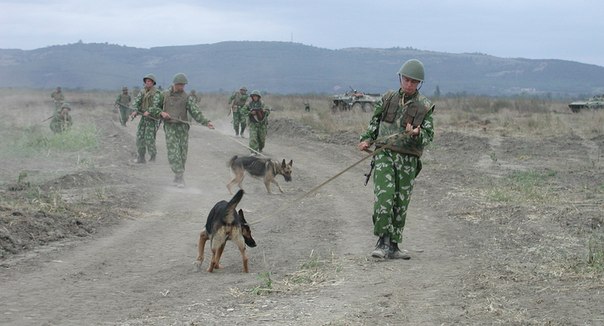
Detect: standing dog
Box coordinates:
(195, 189, 257, 273)
(227, 155, 293, 194)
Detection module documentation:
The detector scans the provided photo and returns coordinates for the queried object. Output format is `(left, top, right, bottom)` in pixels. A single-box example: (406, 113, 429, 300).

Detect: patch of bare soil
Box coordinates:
(0, 99, 603, 325)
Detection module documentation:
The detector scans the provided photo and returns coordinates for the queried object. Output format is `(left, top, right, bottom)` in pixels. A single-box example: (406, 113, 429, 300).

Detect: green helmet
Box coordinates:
(61, 103, 71, 110)
(143, 74, 157, 85)
(240, 86, 247, 92)
(250, 90, 261, 98)
(122, 86, 128, 91)
(398, 59, 425, 82)
(173, 73, 188, 84)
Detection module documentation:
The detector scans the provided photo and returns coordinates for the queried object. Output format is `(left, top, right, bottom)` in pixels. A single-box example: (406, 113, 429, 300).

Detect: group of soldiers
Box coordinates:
(227, 86, 271, 154)
(121, 73, 214, 188)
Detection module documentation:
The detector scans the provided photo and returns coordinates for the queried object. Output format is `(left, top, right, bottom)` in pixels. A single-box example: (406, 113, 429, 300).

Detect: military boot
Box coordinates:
(149, 154, 156, 162)
(136, 155, 146, 164)
(389, 241, 411, 260)
(174, 174, 185, 188)
(371, 236, 391, 259)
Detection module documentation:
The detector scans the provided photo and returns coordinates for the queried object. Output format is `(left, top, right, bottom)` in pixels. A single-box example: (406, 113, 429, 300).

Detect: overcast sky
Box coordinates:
(1, 0, 603, 67)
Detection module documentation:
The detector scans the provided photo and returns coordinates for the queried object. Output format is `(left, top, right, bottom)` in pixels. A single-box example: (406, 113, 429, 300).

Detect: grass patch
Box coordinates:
(7, 123, 99, 155)
(487, 170, 558, 203)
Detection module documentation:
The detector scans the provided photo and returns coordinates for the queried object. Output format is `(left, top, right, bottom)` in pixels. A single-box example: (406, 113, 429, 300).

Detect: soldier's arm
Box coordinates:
(359, 100, 385, 142)
(131, 92, 143, 114)
(416, 106, 435, 146)
(147, 91, 164, 117)
(187, 97, 211, 126)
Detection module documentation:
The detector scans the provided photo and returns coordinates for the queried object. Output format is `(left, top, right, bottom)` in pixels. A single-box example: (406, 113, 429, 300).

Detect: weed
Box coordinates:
(250, 271, 273, 295)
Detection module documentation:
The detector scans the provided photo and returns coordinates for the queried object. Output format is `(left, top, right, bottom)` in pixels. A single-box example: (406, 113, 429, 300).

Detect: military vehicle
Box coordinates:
(568, 95, 604, 113)
(331, 87, 381, 113)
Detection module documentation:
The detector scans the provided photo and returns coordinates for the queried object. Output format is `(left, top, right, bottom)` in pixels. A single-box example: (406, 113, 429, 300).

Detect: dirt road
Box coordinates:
(1, 100, 603, 325)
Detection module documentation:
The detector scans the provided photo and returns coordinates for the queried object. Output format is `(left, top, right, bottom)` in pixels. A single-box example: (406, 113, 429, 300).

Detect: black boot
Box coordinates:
(389, 241, 411, 260)
(149, 154, 156, 162)
(371, 236, 391, 259)
(136, 155, 146, 164)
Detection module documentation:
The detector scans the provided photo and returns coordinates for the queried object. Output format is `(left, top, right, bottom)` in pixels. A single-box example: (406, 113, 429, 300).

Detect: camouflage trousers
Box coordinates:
(136, 117, 158, 159)
(119, 107, 130, 126)
(371, 150, 420, 244)
(248, 122, 267, 153)
(163, 123, 190, 175)
(232, 108, 246, 135)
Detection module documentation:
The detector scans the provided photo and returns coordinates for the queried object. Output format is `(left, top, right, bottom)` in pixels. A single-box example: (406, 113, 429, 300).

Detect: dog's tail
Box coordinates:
(227, 189, 244, 210)
(228, 155, 238, 168)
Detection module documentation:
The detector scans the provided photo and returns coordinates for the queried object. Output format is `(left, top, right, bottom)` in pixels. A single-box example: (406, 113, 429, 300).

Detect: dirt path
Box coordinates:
(1, 106, 603, 325)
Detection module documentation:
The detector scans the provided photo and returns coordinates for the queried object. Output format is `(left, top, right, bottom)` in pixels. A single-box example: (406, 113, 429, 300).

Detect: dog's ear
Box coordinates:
(289, 159, 293, 166)
(281, 159, 286, 167)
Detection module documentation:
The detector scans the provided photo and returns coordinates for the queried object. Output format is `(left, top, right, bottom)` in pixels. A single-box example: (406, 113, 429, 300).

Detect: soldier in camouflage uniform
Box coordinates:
(358, 59, 435, 260)
(158, 73, 214, 187)
(50, 87, 65, 111)
(50, 102, 73, 133)
(114, 86, 132, 126)
(242, 90, 270, 154)
(228, 86, 248, 137)
(130, 74, 163, 163)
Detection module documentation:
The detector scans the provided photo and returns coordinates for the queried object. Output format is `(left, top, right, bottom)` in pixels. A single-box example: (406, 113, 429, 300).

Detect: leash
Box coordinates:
(222, 132, 268, 158)
(246, 133, 405, 226)
(247, 147, 385, 226)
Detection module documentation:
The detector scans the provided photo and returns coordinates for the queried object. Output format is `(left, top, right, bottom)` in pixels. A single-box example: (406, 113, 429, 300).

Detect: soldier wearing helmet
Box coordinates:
(358, 58, 435, 260)
(228, 86, 249, 137)
(50, 102, 73, 133)
(114, 86, 132, 126)
(242, 90, 270, 155)
(129, 73, 163, 163)
(158, 73, 214, 187)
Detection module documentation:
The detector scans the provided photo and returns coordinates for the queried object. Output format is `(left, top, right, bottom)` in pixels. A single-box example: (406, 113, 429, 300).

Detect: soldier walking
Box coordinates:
(159, 73, 214, 187)
(50, 86, 65, 111)
(130, 74, 162, 163)
(114, 86, 132, 126)
(243, 90, 270, 154)
(358, 59, 435, 260)
(228, 86, 248, 137)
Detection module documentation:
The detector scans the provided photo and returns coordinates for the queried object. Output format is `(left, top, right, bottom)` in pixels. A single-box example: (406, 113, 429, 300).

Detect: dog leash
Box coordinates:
(223, 135, 267, 158)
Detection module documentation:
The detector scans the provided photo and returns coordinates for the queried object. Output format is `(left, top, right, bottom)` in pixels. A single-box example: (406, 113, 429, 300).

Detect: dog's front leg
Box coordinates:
(195, 230, 209, 272)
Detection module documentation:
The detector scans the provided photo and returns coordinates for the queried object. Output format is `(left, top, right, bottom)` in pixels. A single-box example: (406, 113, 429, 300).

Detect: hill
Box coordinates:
(1, 41, 603, 96)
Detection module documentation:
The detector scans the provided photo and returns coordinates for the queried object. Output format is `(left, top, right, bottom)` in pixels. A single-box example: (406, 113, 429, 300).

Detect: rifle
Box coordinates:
(364, 156, 375, 186)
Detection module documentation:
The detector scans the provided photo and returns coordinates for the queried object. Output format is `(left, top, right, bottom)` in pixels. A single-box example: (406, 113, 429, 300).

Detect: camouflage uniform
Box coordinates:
(115, 88, 132, 126)
(51, 87, 65, 111)
(242, 92, 269, 153)
(50, 104, 73, 133)
(159, 83, 211, 185)
(228, 87, 248, 136)
(131, 83, 162, 163)
(187, 90, 201, 122)
(360, 88, 434, 251)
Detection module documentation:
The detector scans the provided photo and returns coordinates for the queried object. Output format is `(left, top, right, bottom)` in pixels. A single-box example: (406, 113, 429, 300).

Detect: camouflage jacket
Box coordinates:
(360, 89, 434, 157)
(161, 87, 210, 126)
(132, 87, 163, 119)
(242, 100, 269, 124)
(115, 93, 131, 108)
(229, 91, 249, 110)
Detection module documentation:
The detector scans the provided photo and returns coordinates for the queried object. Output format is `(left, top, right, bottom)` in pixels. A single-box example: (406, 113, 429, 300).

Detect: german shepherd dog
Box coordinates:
(227, 155, 293, 194)
(195, 189, 257, 273)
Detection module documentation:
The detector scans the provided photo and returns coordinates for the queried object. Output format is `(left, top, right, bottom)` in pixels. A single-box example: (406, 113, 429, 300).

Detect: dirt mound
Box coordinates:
(40, 171, 115, 190)
(269, 117, 358, 146)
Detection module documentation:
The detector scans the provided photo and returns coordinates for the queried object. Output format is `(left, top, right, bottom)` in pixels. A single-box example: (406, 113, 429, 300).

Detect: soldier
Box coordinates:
(158, 73, 214, 187)
(50, 102, 73, 133)
(114, 86, 132, 126)
(242, 90, 270, 154)
(50, 86, 65, 111)
(228, 86, 248, 137)
(358, 59, 435, 260)
(129, 74, 163, 163)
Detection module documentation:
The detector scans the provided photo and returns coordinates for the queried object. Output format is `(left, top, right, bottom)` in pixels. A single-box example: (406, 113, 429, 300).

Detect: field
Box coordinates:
(0, 89, 603, 325)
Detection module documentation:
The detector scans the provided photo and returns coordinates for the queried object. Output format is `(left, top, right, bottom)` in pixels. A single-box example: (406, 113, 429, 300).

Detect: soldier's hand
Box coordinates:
(143, 111, 150, 117)
(358, 141, 370, 151)
(207, 122, 215, 129)
(405, 123, 420, 136)
(130, 112, 137, 118)
(160, 112, 170, 119)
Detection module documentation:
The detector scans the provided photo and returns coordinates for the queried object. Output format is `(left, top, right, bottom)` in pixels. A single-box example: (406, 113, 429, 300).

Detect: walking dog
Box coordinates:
(195, 189, 257, 273)
(227, 155, 293, 194)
